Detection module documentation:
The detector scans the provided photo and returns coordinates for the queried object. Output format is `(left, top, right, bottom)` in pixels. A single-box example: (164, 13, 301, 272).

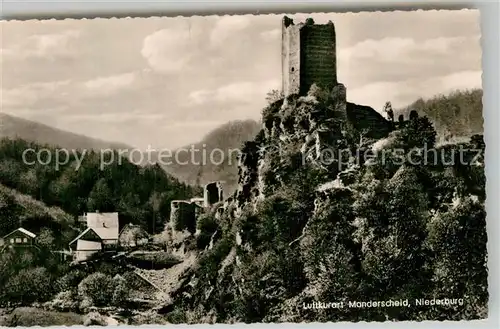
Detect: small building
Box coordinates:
(0, 228, 37, 248)
(69, 212, 120, 262)
(119, 224, 149, 248)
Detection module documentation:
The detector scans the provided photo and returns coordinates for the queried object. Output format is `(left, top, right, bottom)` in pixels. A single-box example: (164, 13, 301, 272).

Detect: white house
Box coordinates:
(69, 212, 119, 261)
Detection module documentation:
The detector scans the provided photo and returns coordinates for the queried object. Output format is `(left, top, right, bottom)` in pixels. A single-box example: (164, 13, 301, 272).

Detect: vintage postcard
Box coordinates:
(0, 9, 486, 326)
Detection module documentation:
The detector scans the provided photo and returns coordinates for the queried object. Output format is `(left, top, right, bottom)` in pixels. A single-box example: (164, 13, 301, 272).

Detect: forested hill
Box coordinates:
(160, 120, 261, 195)
(396, 89, 483, 141)
(0, 138, 201, 234)
(0, 183, 78, 248)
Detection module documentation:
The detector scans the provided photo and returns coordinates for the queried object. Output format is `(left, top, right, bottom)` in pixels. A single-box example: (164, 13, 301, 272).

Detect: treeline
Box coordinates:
(0, 138, 201, 235)
(396, 89, 483, 141)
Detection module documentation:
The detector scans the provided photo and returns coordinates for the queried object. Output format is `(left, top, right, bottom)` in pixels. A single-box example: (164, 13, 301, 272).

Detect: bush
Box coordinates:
(196, 213, 220, 249)
(83, 311, 107, 326)
(46, 290, 80, 312)
(1, 307, 82, 327)
(112, 275, 129, 306)
(4, 267, 54, 305)
(78, 272, 116, 307)
(126, 251, 181, 269)
(56, 269, 86, 293)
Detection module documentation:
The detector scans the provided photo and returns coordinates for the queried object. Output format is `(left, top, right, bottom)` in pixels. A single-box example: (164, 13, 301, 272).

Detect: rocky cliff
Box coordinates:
(157, 84, 486, 324)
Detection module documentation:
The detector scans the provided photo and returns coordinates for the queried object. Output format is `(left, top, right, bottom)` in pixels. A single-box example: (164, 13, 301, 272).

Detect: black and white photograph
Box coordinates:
(0, 8, 487, 325)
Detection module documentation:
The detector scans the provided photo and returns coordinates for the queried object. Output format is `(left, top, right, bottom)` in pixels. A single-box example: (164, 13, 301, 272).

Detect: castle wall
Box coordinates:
(282, 19, 301, 98)
(282, 17, 337, 98)
(346, 102, 393, 139)
(299, 23, 337, 94)
(170, 200, 197, 233)
(203, 181, 223, 207)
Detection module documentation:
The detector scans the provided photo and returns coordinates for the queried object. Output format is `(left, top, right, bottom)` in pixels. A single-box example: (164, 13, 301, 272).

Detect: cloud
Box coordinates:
(260, 28, 281, 41)
(1, 80, 71, 108)
(337, 35, 481, 88)
(84, 72, 137, 94)
(339, 36, 480, 62)
(187, 89, 213, 105)
(1, 30, 80, 60)
(348, 70, 482, 110)
(188, 79, 280, 106)
(64, 112, 164, 124)
(0, 10, 483, 150)
(210, 16, 251, 46)
(141, 28, 200, 73)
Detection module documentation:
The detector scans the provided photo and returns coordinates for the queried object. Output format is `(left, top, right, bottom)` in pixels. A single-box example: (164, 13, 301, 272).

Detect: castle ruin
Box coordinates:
(203, 181, 224, 208)
(169, 181, 224, 235)
(282, 16, 337, 98)
(281, 16, 392, 139)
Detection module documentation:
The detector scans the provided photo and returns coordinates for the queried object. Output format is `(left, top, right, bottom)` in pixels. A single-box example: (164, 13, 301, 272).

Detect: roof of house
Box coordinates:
(86, 212, 119, 229)
(85, 212, 119, 241)
(3, 227, 37, 239)
(69, 225, 119, 246)
(119, 224, 148, 236)
(69, 228, 98, 245)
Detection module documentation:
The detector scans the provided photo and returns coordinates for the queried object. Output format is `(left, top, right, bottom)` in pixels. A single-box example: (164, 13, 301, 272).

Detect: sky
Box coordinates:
(1, 9, 482, 150)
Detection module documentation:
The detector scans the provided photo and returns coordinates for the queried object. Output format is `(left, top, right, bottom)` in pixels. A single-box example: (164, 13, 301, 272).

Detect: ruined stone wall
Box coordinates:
(203, 181, 224, 208)
(282, 17, 301, 98)
(170, 200, 197, 233)
(299, 23, 337, 94)
(346, 102, 393, 139)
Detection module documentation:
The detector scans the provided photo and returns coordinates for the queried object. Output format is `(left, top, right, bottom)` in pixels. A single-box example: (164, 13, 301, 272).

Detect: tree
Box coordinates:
(409, 109, 419, 120)
(383, 101, 394, 122)
(36, 227, 55, 249)
(426, 198, 487, 319)
(397, 115, 437, 150)
(87, 178, 114, 212)
(265, 89, 284, 104)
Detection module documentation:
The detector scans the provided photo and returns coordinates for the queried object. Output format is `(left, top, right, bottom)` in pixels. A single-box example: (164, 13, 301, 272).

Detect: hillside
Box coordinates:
(0, 113, 132, 151)
(395, 89, 483, 141)
(159, 86, 487, 323)
(0, 182, 78, 248)
(0, 138, 201, 234)
(160, 120, 261, 195)
(0, 113, 261, 195)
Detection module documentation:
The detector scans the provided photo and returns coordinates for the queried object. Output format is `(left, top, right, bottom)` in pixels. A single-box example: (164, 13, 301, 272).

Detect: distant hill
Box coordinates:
(160, 119, 261, 196)
(0, 113, 132, 151)
(395, 89, 483, 141)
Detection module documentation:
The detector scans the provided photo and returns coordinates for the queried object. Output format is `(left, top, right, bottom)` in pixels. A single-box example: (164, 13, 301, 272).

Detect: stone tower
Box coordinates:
(281, 16, 338, 98)
(203, 181, 224, 208)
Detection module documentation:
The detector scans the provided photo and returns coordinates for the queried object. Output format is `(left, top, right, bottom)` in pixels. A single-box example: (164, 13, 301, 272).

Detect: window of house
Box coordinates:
(23, 238, 28, 243)
(15, 238, 22, 243)
(10, 238, 14, 244)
